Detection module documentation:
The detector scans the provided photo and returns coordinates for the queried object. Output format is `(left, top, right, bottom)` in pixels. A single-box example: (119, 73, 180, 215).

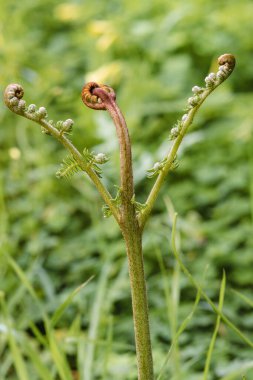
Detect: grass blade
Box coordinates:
(157, 288, 201, 380)
(101, 315, 114, 380)
(80, 259, 111, 380)
(51, 276, 94, 327)
(220, 362, 253, 380)
(22, 339, 54, 380)
(202, 270, 226, 380)
(48, 331, 73, 380)
(0, 297, 29, 380)
(231, 289, 253, 308)
(4, 252, 49, 325)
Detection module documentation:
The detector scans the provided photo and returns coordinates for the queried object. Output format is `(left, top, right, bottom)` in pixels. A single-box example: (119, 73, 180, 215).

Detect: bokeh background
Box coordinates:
(1, 0, 253, 379)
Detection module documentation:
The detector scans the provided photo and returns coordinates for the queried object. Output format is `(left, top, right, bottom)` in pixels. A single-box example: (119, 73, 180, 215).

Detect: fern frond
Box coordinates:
(83, 148, 94, 162)
(83, 148, 108, 178)
(56, 155, 81, 179)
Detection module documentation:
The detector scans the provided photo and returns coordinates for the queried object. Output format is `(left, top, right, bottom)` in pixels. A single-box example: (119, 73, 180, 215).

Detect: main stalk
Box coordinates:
(82, 84, 154, 379)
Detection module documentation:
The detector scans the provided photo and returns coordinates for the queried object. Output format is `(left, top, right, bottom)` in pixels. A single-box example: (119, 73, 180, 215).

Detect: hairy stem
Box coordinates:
(123, 225, 154, 380)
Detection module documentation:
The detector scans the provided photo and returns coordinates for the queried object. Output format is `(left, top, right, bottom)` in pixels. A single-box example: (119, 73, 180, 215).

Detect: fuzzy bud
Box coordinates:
(18, 99, 26, 111)
(37, 106, 47, 119)
(192, 85, 202, 94)
(94, 153, 109, 164)
(205, 73, 217, 87)
(188, 96, 199, 107)
(41, 126, 51, 135)
(216, 70, 226, 80)
(208, 73, 216, 81)
(153, 162, 161, 171)
(62, 119, 74, 132)
(170, 127, 179, 139)
(216, 61, 234, 81)
(9, 97, 19, 106)
(182, 114, 188, 122)
(28, 104, 36, 113)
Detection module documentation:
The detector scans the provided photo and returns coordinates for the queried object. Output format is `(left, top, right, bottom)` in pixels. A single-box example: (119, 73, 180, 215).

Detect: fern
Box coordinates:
(56, 149, 108, 180)
(83, 148, 102, 177)
(83, 148, 108, 178)
(56, 155, 81, 179)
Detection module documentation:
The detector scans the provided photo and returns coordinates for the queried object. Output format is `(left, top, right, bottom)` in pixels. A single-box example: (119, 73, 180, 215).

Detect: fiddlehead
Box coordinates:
(81, 82, 116, 110)
(4, 83, 26, 115)
(217, 53, 236, 78)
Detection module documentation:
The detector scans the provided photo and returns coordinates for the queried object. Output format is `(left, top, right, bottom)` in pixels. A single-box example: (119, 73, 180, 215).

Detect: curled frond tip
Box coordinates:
(81, 82, 116, 111)
(4, 83, 25, 113)
(218, 54, 235, 68)
(218, 53, 236, 76)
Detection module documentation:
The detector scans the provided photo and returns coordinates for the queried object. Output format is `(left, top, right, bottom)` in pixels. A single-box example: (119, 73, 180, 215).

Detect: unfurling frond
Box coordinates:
(56, 155, 81, 179)
(83, 148, 109, 178)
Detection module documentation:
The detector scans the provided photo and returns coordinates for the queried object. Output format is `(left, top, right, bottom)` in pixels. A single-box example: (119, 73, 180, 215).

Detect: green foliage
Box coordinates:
(1, 0, 253, 379)
(56, 155, 82, 180)
(56, 149, 108, 180)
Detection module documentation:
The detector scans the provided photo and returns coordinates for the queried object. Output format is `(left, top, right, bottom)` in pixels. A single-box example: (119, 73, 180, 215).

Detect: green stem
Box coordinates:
(122, 225, 154, 380)
(202, 271, 226, 380)
(139, 87, 215, 229)
(39, 118, 120, 224)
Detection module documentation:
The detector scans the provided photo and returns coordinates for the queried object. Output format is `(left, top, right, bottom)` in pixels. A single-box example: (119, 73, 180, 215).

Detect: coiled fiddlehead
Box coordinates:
(4, 83, 25, 114)
(218, 54, 236, 75)
(81, 82, 116, 110)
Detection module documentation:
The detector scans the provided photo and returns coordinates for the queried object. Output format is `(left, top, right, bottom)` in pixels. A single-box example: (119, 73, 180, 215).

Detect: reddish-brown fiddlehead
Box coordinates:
(81, 82, 116, 110)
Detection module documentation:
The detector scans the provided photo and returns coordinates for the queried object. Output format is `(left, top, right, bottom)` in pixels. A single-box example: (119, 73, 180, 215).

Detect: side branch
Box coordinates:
(4, 84, 120, 225)
(139, 54, 236, 230)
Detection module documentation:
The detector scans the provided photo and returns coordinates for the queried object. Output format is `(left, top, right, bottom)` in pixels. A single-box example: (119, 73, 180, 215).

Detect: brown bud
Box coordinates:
(4, 84, 24, 110)
(218, 54, 236, 70)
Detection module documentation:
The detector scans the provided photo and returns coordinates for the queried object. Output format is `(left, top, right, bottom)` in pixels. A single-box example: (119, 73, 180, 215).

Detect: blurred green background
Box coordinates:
(1, 0, 253, 379)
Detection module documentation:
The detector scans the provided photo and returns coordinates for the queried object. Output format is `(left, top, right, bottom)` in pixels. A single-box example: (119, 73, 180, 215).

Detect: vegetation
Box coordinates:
(1, 1, 253, 379)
